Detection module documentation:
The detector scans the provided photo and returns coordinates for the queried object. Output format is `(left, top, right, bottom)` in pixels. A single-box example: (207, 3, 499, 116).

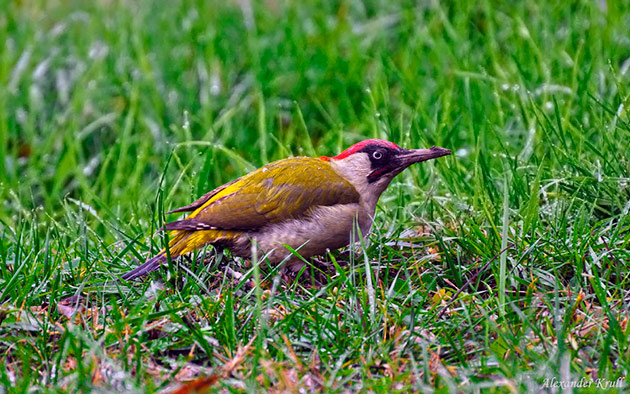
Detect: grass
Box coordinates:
(1, 0, 630, 392)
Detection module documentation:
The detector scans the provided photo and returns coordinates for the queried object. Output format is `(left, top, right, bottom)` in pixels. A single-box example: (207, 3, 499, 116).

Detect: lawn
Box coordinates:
(1, 0, 629, 392)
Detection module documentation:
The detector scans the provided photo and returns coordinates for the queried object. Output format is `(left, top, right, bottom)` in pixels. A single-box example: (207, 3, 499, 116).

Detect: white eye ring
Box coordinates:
(372, 151, 383, 160)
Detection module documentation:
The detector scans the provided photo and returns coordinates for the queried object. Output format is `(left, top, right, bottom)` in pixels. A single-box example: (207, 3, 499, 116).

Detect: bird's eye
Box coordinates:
(372, 151, 383, 160)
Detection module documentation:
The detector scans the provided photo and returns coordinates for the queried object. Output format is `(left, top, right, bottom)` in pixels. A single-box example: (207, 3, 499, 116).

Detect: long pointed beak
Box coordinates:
(398, 146, 451, 167)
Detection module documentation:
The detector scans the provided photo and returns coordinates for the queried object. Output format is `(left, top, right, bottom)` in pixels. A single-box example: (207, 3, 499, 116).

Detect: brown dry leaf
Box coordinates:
(64, 356, 77, 372)
(18, 141, 32, 158)
(261, 289, 272, 301)
(255, 371, 266, 386)
(440, 359, 457, 377)
(415, 225, 433, 237)
(425, 348, 457, 381)
(145, 318, 172, 340)
(427, 349, 441, 382)
(169, 337, 256, 393)
(263, 306, 286, 322)
(29, 305, 48, 316)
(278, 367, 299, 393)
(302, 349, 323, 391)
(145, 359, 167, 380)
(619, 315, 628, 331)
(577, 321, 601, 338)
(57, 296, 86, 319)
(256, 359, 278, 388)
(223, 336, 255, 376)
(90, 356, 103, 386)
(168, 375, 221, 394)
(382, 363, 394, 378)
(85, 307, 103, 331)
(257, 359, 301, 394)
(281, 334, 302, 370)
(568, 333, 579, 351)
(175, 364, 205, 382)
(413, 328, 436, 345)
(260, 358, 276, 380)
(426, 246, 440, 260)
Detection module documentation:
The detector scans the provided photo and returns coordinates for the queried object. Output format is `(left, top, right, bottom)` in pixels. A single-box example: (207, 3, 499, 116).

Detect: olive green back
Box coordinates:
(181, 157, 360, 230)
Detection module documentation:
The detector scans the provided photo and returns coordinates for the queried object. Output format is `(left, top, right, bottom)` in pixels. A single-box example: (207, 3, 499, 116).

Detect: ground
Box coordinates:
(1, 0, 629, 392)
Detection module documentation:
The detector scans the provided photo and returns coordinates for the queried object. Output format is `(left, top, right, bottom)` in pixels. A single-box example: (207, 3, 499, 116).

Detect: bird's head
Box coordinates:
(321, 139, 451, 205)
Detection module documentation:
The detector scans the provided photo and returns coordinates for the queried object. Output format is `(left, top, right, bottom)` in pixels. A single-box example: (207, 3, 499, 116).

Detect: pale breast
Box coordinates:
(247, 202, 374, 265)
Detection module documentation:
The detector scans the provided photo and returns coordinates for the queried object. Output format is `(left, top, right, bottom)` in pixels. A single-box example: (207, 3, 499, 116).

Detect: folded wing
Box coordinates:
(167, 157, 360, 231)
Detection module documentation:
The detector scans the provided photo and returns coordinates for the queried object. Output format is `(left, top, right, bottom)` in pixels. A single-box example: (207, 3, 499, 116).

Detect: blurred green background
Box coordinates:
(1, 0, 629, 391)
(3, 0, 627, 222)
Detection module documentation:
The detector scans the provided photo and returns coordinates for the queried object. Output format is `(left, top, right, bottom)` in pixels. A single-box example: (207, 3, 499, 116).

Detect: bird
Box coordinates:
(121, 139, 451, 280)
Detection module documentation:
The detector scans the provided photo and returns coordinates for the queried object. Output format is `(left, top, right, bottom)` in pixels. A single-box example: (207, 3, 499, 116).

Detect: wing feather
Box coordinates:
(164, 219, 216, 231)
(167, 157, 360, 231)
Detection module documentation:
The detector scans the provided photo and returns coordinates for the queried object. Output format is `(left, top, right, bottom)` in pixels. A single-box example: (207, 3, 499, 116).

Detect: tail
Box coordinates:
(120, 252, 166, 281)
(120, 230, 206, 281)
(121, 229, 195, 281)
(121, 227, 239, 281)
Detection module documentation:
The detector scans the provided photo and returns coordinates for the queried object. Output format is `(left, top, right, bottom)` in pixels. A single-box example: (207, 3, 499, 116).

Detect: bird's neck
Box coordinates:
(328, 155, 392, 214)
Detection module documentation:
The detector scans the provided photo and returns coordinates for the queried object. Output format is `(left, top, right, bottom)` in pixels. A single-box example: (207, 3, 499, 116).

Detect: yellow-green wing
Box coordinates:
(165, 157, 360, 231)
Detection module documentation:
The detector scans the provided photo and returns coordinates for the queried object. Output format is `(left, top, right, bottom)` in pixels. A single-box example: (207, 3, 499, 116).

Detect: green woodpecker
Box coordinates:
(122, 139, 450, 280)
